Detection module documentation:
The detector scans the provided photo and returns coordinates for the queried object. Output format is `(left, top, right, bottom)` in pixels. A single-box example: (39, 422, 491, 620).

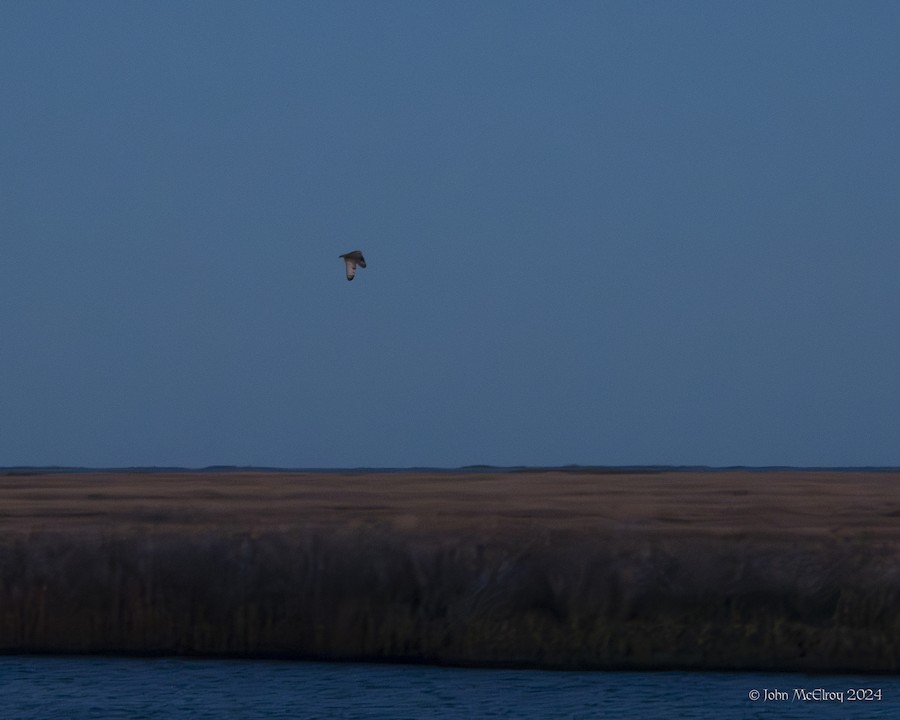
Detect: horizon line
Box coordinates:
(3, 464, 900, 475)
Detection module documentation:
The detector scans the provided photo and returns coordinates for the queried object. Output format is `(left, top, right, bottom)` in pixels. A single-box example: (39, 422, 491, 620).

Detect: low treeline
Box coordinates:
(2, 525, 898, 672)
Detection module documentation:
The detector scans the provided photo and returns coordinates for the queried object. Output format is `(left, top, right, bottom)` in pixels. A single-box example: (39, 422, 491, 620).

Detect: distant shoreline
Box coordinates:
(5, 464, 900, 475)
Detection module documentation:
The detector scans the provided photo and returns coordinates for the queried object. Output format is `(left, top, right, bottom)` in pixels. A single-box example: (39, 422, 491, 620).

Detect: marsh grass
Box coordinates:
(2, 525, 899, 671)
(3, 470, 900, 670)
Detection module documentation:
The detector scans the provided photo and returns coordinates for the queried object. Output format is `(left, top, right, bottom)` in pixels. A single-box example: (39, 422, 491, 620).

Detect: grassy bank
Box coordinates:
(2, 470, 900, 671)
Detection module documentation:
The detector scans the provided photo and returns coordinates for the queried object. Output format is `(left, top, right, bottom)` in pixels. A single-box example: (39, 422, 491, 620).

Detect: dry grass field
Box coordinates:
(2, 469, 900, 671)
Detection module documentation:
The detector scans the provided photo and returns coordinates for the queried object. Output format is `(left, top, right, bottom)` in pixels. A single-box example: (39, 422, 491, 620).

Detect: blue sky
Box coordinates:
(2, 1, 899, 467)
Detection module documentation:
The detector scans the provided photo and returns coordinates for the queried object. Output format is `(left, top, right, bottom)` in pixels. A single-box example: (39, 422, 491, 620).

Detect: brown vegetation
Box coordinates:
(2, 469, 900, 671)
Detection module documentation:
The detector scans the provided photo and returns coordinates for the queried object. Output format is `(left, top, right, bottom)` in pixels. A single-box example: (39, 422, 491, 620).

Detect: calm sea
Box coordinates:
(1, 656, 897, 719)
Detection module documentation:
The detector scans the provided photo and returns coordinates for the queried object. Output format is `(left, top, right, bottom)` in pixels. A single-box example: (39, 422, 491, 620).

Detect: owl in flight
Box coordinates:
(339, 250, 366, 281)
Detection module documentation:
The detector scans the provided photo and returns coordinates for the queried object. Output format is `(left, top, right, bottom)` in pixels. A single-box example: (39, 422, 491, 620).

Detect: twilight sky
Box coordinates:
(2, 1, 899, 468)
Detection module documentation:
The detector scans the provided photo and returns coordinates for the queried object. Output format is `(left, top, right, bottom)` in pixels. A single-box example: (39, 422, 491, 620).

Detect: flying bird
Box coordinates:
(339, 250, 366, 281)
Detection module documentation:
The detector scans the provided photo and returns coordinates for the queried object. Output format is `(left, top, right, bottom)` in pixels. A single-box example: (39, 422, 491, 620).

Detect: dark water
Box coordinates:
(1, 657, 897, 719)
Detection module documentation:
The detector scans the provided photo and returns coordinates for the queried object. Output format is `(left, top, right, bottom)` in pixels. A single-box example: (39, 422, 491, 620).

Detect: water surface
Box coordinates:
(2, 657, 897, 719)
